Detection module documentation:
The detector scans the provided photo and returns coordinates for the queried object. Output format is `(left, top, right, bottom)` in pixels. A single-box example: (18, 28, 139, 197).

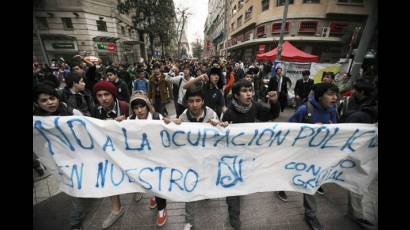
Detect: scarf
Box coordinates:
(231, 99, 252, 114)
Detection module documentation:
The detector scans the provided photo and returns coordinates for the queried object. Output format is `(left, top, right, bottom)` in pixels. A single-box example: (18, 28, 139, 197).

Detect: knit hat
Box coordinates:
(93, 81, 117, 97)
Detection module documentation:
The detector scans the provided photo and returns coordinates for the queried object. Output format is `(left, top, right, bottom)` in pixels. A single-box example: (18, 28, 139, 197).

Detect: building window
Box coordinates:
(277, 0, 294, 6)
(231, 22, 235, 31)
(61, 18, 74, 30)
(337, 0, 363, 4)
(303, 0, 320, 3)
(330, 22, 347, 34)
(237, 15, 243, 28)
(37, 17, 48, 30)
(97, 20, 107, 31)
(121, 26, 125, 35)
(128, 28, 132, 37)
(262, 0, 270, 11)
(257, 25, 266, 37)
(238, 0, 244, 9)
(299, 21, 318, 32)
(272, 22, 289, 33)
(245, 6, 253, 20)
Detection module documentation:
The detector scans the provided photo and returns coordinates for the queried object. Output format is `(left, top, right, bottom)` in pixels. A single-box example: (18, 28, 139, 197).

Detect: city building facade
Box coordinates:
(33, 0, 145, 65)
(226, 0, 371, 64)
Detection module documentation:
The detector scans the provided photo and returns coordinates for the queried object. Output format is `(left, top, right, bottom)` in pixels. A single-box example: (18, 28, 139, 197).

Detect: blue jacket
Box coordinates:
(288, 96, 337, 124)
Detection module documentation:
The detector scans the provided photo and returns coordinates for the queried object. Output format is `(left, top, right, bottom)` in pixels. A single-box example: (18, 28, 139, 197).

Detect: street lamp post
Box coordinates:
(276, 0, 289, 62)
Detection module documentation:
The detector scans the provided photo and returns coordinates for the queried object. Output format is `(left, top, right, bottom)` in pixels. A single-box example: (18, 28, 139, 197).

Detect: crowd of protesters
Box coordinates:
(33, 54, 378, 230)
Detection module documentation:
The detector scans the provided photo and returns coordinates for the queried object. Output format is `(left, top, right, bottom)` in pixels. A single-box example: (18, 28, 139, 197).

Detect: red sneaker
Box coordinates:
(156, 208, 167, 227)
(149, 197, 157, 209)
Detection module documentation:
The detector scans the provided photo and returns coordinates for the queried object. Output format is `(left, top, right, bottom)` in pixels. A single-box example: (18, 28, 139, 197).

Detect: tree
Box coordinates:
(118, 0, 177, 59)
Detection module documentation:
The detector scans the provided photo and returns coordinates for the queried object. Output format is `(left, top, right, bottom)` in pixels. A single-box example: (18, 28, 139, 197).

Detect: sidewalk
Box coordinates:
(33, 107, 377, 230)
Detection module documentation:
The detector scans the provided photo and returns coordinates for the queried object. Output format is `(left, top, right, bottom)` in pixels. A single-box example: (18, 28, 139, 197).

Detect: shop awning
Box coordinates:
(123, 40, 144, 45)
(40, 34, 76, 41)
(92, 36, 121, 43)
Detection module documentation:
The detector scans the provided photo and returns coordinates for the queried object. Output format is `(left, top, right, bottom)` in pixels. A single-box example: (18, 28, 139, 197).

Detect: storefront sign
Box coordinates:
(97, 42, 117, 53)
(52, 43, 75, 49)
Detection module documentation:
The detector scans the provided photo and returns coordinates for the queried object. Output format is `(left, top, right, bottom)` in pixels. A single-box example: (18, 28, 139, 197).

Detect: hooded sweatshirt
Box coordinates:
(128, 93, 162, 120)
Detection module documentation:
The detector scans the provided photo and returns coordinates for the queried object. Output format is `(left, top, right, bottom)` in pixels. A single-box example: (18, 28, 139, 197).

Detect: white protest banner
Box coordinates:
(283, 62, 312, 98)
(310, 63, 342, 83)
(33, 116, 378, 202)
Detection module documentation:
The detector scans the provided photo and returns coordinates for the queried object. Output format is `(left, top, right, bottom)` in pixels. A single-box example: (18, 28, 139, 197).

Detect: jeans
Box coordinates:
(185, 201, 200, 229)
(348, 174, 378, 226)
(71, 197, 85, 226)
(226, 196, 241, 229)
(303, 194, 317, 217)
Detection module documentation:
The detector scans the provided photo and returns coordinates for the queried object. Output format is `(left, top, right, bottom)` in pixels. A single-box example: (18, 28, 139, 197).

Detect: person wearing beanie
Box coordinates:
(90, 80, 129, 229)
(127, 91, 171, 227)
(106, 67, 130, 103)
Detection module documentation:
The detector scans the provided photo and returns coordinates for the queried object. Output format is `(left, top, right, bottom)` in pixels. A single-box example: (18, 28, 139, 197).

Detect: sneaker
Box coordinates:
(276, 191, 288, 202)
(317, 187, 325, 195)
(134, 193, 143, 203)
(102, 207, 125, 229)
(71, 223, 82, 230)
(183, 223, 193, 230)
(149, 197, 157, 209)
(305, 215, 325, 230)
(156, 208, 167, 226)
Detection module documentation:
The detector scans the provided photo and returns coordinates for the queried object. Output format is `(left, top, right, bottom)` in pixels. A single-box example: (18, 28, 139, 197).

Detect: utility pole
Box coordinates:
(275, 0, 289, 62)
(33, 16, 49, 66)
(349, 0, 378, 83)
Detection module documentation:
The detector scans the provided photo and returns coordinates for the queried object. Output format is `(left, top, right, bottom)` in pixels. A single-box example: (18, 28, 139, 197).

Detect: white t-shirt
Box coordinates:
(165, 74, 194, 105)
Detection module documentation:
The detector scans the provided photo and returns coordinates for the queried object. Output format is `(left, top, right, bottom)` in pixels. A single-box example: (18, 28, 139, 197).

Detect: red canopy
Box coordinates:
(256, 41, 319, 62)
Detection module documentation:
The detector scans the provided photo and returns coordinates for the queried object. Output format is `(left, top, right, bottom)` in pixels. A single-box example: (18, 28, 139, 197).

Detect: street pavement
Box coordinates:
(33, 103, 378, 230)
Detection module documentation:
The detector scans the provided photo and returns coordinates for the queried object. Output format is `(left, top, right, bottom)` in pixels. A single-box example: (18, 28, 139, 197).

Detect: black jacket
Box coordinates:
(112, 79, 131, 103)
(33, 102, 73, 116)
(118, 69, 133, 92)
(267, 74, 291, 94)
(61, 87, 94, 116)
(294, 78, 314, 99)
(91, 99, 129, 120)
(203, 85, 225, 118)
(85, 66, 102, 92)
(222, 101, 280, 123)
(338, 96, 378, 123)
(234, 68, 245, 82)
